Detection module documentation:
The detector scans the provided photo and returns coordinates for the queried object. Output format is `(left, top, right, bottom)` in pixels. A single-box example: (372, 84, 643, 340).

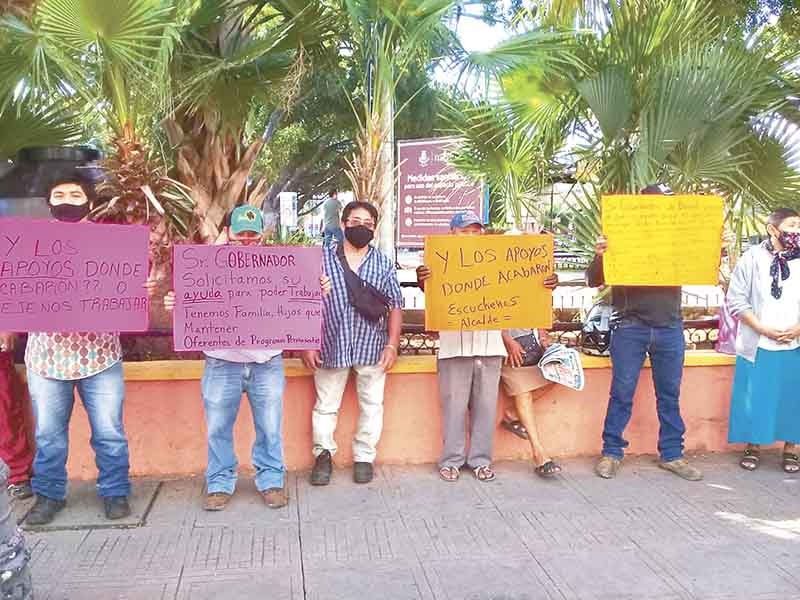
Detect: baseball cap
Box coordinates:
(450, 210, 484, 230)
(229, 205, 265, 235)
(640, 183, 674, 195)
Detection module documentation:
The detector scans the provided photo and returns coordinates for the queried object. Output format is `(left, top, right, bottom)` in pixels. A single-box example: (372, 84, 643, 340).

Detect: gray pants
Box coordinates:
(438, 356, 503, 469)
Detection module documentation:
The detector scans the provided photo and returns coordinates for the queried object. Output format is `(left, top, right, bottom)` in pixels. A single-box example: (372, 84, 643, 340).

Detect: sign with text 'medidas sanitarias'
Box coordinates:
(397, 137, 484, 248)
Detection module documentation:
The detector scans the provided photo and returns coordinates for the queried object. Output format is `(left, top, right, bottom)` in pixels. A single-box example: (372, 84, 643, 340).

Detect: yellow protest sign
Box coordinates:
(602, 195, 724, 286)
(423, 234, 554, 331)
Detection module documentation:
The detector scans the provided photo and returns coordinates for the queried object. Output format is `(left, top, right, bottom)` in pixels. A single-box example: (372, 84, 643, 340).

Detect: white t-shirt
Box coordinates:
(438, 330, 507, 360)
(757, 256, 800, 352)
(204, 349, 282, 363)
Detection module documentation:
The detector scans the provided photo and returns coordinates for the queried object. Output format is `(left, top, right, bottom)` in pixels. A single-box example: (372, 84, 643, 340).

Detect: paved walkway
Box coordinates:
(19, 453, 800, 599)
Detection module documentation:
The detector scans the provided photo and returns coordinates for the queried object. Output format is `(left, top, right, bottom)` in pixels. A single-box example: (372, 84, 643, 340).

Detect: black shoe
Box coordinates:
(25, 495, 66, 526)
(104, 496, 131, 520)
(311, 450, 332, 486)
(7, 481, 33, 500)
(353, 462, 373, 484)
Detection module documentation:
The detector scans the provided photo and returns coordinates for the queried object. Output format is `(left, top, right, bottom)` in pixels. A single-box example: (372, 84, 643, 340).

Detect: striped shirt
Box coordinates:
(321, 244, 404, 368)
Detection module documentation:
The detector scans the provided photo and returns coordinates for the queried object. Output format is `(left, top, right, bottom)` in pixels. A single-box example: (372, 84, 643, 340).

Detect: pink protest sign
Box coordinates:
(173, 244, 323, 351)
(0, 218, 149, 332)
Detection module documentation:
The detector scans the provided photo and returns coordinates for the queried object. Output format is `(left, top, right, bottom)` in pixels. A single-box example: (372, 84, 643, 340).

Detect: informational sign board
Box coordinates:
(172, 244, 323, 351)
(602, 195, 724, 286)
(0, 218, 149, 332)
(279, 192, 298, 228)
(423, 234, 554, 331)
(397, 137, 484, 248)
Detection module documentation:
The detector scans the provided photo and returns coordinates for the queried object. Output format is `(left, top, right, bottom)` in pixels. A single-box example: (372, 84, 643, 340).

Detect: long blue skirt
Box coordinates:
(728, 348, 800, 444)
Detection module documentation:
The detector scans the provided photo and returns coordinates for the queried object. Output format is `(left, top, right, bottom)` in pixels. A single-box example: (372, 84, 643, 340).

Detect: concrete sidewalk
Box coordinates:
(18, 453, 800, 600)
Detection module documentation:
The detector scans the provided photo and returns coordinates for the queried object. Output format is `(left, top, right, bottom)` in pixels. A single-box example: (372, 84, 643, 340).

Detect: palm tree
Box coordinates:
(340, 0, 460, 253)
(516, 0, 800, 254)
(0, 0, 193, 275)
(164, 0, 337, 242)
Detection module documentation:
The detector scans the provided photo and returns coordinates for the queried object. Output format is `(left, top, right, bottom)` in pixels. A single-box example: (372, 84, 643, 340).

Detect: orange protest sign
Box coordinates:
(602, 195, 724, 286)
(423, 234, 554, 331)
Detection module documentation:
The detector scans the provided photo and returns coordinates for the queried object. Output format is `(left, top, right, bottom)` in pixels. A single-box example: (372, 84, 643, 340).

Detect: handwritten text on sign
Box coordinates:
(424, 234, 554, 331)
(602, 195, 724, 286)
(173, 245, 323, 351)
(0, 219, 149, 332)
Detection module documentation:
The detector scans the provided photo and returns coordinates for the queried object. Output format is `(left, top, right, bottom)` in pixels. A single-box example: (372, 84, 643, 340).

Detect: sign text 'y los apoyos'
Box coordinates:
(0, 219, 149, 332)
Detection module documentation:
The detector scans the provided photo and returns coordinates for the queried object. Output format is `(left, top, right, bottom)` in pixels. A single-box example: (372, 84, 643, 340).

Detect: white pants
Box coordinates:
(312, 365, 386, 463)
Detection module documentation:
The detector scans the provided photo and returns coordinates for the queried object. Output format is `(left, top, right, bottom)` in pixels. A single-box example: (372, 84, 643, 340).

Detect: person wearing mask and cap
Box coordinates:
(302, 201, 403, 486)
(25, 172, 132, 525)
(416, 211, 559, 482)
(163, 205, 332, 510)
(589, 183, 704, 481)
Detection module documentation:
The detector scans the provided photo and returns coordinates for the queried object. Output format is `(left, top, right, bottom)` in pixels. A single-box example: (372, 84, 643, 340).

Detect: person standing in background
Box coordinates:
(0, 333, 34, 499)
(322, 189, 343, 247)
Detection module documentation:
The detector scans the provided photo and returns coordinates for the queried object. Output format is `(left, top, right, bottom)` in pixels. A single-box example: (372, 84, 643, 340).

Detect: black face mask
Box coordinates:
(50, 203, 89, 222)
(344, 225, 374, 248)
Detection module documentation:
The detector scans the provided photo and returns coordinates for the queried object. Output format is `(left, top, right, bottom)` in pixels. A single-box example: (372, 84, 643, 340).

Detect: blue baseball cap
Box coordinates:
(229, 205, 265, 235)
(450, 210, 484, 230)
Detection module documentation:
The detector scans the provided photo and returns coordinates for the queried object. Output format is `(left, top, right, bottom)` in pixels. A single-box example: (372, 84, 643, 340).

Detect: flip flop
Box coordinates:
(740, 448, 760, 471)
(534, 461, 562, 478)
(501, 419, 529, 440)
(782, 452, 799, 474)
(439, 466, 460, 482)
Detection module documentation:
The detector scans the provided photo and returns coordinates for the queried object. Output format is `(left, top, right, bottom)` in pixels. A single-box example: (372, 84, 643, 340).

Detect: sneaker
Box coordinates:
(311, 450, 332, 486)
(104, 496, 131, 520)
(659, 458, 703, 481)
(25, 495, 66, 526)
(353, 462, 374, 484)
(261, 488, 289, 509)
(203, 492, 232, 511)
(595, 456, 622, 479)
(7, 481, 33, 500)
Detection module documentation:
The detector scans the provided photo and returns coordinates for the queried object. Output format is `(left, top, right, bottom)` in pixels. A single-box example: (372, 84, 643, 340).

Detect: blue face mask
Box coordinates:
(779, 230, 800, 252)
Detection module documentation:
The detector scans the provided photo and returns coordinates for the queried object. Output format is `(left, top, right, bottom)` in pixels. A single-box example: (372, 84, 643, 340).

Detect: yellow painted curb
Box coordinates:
(14, 350, 735, 382)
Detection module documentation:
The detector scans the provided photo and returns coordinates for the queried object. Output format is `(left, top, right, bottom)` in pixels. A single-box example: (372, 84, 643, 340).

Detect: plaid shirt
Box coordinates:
(321, 244, 404, 368)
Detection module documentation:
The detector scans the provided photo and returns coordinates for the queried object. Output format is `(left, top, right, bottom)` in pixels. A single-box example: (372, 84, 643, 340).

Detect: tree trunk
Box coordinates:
(376, 74, 395, 259)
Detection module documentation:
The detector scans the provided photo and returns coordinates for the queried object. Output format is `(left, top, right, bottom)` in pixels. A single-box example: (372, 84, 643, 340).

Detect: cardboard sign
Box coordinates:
(424, 234, 554, 331)
(0, 218, 149, 332)
(602, 195, 724, 286)
(173, 244, 323, 351)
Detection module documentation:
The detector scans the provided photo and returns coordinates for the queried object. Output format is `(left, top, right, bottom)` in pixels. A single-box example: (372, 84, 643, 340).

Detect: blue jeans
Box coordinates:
(28, 361, 130, 500)
(201, 356, 286, 494)
(602, 324, 686, 462)
(323, 227, 343, 247)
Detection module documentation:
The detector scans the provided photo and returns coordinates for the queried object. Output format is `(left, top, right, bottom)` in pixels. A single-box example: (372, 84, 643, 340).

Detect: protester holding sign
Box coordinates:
(25, 173, 132, 525)
(302, 201, 403, 486)
(588, 184, 706, 482)
(417, 213, 558, 483)
(726, 208, 800, 474)
(0, 333, 33, 499)
(164, 205, 331, 511)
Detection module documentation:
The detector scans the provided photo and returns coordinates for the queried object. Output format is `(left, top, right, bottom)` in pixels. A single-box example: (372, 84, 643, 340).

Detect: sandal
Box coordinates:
(439, 466, 460, 482)
(535, 460, 562, 478)
(739, 448, 760, 471)
(782, 452, 800, 474)
(472, 465, 496, 482)
(501, 419, 529, 440)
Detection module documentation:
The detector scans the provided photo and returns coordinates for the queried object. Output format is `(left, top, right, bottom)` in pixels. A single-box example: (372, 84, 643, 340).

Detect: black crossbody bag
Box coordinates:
(336, 245, 391, 322)
(514, 332, 544, 367)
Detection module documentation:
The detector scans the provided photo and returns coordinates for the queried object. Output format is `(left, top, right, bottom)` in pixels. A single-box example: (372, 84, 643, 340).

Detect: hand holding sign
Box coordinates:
(423, 234, 554, 331)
